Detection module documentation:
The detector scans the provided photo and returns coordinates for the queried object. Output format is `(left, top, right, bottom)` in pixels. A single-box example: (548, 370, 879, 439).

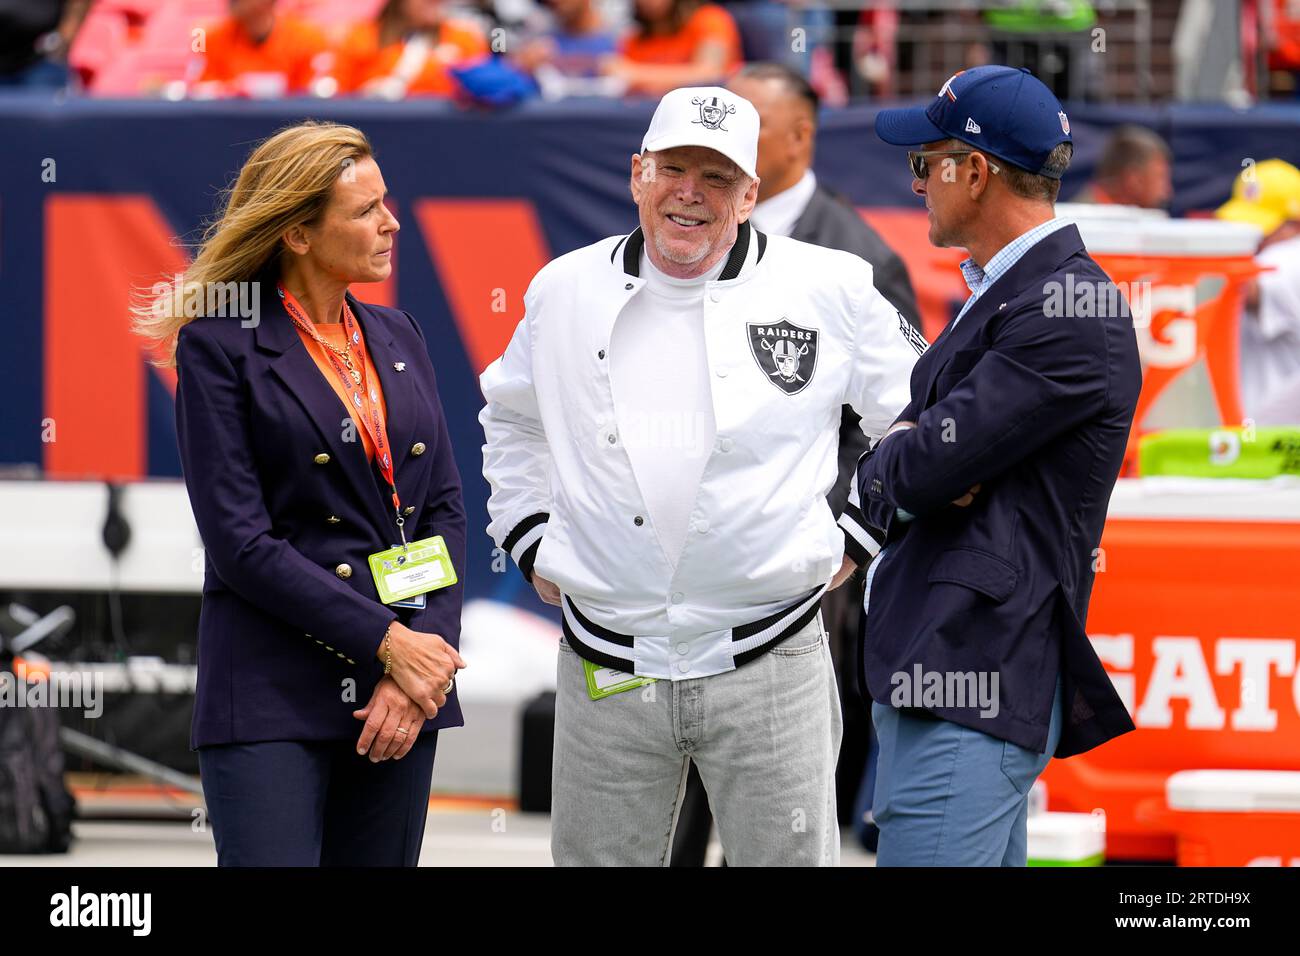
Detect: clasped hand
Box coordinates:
(356, 622, 467, 761)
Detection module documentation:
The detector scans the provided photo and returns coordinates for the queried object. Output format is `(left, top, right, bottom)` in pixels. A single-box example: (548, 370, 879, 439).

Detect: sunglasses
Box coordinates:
(907, 149, 1001, 181)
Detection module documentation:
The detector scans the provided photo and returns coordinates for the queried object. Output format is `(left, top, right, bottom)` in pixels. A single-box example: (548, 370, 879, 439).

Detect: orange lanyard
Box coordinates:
(278, 284, 408, 545)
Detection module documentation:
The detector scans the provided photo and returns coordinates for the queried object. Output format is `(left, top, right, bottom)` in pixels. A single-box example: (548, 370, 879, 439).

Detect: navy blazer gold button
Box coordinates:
(173, 280, 467, 749)
(411, 441, 426, 456)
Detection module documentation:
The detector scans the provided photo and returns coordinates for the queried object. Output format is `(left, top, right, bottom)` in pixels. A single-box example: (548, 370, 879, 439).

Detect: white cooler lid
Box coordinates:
(1055, 202, 1169, 221)
(1167, 770, 1300, 812)
(1057, 213, 1263, 257)
(1026, 811, 1106, 860)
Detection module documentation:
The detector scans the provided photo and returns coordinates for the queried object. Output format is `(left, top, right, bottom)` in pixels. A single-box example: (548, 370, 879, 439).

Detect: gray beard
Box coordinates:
(653, 228, 713, 267)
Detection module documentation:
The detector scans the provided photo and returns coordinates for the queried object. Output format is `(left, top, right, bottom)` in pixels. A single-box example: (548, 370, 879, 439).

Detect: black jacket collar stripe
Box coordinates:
(610, 233, 629, 265)
(617, 221, 764, 280)
(716, 219, 751, 280)
(622, 226, 645, 275)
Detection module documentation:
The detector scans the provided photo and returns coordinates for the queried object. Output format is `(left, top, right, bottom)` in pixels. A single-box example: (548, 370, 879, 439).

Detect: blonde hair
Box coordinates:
(132, 121, 374, 367)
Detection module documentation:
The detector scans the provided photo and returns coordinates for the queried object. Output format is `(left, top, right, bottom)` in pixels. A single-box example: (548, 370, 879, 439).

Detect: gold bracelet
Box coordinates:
(383, 622, 394, 675)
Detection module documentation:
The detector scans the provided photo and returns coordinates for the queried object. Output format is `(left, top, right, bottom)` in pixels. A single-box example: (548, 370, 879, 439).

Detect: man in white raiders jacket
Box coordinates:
(479, 87, 922, 866)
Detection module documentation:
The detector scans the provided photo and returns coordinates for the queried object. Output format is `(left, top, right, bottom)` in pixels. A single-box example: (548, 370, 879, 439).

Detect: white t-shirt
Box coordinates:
(1242, 234, 1300, 424)
(608, 250, 723, 568)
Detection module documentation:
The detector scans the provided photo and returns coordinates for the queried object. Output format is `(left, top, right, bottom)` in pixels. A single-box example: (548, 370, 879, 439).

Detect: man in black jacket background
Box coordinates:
(731, 62, 921, 331)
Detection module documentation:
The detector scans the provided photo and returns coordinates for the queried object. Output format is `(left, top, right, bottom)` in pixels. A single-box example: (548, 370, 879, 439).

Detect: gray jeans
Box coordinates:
(551, 613, 842, 866)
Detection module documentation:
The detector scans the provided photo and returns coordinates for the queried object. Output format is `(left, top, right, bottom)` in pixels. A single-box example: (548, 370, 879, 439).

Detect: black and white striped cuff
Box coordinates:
(838, 501, 884, 566)
(502, 512, 548, 583)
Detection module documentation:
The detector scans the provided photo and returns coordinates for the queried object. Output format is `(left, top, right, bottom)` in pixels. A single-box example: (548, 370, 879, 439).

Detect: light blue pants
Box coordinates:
(870, 676, 1063, 866)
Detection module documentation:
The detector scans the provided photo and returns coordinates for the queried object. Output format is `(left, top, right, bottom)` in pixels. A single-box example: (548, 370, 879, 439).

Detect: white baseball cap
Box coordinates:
(641, 86, 759, 180)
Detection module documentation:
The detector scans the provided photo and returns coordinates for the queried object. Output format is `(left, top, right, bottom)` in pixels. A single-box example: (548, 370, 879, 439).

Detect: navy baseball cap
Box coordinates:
(875, 66, 1072, 179)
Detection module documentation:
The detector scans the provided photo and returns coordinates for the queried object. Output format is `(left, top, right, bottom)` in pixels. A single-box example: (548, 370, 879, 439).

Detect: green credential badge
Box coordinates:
(582, 659, 657, 700)
(368, 535, 457, 605)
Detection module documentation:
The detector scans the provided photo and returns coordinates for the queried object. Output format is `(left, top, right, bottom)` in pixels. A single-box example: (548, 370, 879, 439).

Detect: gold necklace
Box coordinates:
(292, 317, 363, 385)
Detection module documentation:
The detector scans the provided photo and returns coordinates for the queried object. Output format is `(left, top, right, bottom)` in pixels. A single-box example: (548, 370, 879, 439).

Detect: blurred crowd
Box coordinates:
(4, 0, 1300, 104)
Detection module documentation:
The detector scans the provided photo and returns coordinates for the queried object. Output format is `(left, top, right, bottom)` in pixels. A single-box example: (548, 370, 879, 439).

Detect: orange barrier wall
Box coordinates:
(1044, 514, 1300, 860)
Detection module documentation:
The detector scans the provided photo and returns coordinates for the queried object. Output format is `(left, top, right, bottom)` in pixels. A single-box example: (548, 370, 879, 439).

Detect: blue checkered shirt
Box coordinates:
(952, 217, 1071, 328)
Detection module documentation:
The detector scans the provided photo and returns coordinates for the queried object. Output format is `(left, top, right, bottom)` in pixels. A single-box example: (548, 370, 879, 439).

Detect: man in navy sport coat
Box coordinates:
(853, 66, 1143, 866)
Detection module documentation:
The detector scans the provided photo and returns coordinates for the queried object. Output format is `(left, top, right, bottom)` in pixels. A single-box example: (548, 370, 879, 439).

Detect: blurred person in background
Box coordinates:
(133, 122, 468, 866)
(1265, 0, 1300, 99)
(849, 1, 899, 100)
(512, 0, 618, 84)
(190, 0, 332, 98)
(730, 59, 920, 855)
(716, 0, 789, 64)
(333, 0, 489, 98)
(730, 63, 920, 327)
(0, 0, 89, 90)
(982, 0, 1098, 101)
(1071, 124, 1173, 209)
(604, 0, 742, 96)
(1216, 159, 1300, 425)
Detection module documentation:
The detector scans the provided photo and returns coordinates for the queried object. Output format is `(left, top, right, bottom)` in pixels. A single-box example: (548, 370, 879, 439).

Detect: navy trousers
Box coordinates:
(197, 732, 439, 866)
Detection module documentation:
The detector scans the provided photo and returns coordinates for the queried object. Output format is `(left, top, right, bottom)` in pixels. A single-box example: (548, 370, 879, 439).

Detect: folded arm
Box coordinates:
(857, 309, 1108, 529)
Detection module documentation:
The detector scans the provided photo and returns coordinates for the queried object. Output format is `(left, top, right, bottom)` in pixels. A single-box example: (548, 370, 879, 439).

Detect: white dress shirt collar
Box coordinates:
(750, 169, 817, 239)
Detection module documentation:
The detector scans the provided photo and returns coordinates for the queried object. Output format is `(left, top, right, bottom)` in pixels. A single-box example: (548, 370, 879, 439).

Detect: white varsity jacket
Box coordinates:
(479, 221, 923, 679)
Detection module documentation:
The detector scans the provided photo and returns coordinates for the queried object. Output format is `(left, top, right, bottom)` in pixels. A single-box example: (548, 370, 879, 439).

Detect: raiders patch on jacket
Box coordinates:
(748, 318, 819, 395)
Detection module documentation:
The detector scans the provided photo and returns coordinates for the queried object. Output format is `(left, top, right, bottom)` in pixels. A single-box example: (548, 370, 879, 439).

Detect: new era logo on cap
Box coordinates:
(641, 86, 759, 179)
(965, 117, 981, 134)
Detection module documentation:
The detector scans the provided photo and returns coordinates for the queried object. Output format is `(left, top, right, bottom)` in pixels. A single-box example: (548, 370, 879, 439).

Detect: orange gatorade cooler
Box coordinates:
(1055, 205, 1265, 475)
(1165, 770, 1300, 866)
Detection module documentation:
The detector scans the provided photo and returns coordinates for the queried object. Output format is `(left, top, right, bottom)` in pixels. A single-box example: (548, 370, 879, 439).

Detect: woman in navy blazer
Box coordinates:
(134, 121, 467, 866)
